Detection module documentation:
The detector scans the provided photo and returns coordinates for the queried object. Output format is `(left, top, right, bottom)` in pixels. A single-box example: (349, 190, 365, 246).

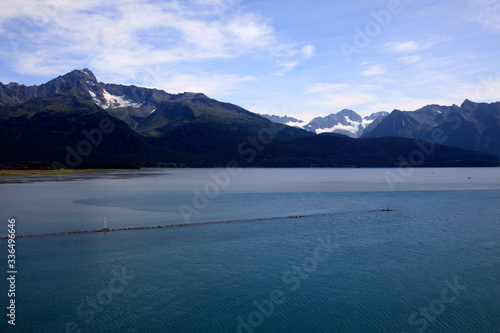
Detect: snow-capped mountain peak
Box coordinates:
(260, 110, 389, 138)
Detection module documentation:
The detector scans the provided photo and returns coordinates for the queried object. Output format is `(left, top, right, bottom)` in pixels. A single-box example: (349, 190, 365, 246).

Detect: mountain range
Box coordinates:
(362, 101, 500, 159)
(263, 100, 500, 159)
(0, 69, 498, 169)
(261, 110, 389, 138)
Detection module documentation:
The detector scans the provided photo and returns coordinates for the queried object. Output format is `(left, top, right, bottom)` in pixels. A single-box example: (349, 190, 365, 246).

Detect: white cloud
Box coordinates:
(304, 83, 349, 95)
(360, 65, 386, 76)
(272, 44, 315, 75)
(384, 36, 450, 55)
(304, 82, 382, 113)
(385, 40, 422, 53)
(0, 0, 307, 81)
(467, 0, 500, 33)
(301, 44, 315, 59)
(274, 60, 300, 74)
(131, 67, 256, 96)
(248, 105, 291, 117)
(447, 76, 500, 103)
(307, 91, 380, 112)
(398, 55, 422, 64)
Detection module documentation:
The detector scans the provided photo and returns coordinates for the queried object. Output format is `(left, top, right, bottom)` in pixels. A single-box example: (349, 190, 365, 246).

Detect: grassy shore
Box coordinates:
(0, 169, 113, 176)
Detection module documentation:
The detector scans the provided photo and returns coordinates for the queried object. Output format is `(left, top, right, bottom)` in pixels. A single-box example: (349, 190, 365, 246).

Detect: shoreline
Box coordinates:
(0, 168, 165, 184)
(1, 166, 499, 185)
(0, 169, 120, 176)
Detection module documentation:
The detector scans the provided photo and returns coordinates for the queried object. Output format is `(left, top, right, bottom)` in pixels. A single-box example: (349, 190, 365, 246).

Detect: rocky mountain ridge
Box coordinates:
(0, 69, 498, 168)
(260, 110, 389, 138)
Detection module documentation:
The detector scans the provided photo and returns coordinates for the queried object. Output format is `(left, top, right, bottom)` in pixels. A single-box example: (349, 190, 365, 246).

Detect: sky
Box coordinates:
(0, 0, 499, 120)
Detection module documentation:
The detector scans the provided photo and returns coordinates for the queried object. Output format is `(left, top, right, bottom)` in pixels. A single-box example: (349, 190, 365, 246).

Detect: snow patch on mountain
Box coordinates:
(285, 120, 306, 128)
(316, 123, 360, 135)
(361, 118, 373, 128)
(97, 89, 144, 109)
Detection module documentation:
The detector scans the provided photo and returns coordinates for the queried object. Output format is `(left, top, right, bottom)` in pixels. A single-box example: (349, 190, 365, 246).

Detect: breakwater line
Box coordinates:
(2, 209, 387, 240)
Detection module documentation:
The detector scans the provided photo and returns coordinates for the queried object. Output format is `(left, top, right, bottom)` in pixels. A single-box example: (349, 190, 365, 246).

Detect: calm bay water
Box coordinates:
(1, 168, 499, 332)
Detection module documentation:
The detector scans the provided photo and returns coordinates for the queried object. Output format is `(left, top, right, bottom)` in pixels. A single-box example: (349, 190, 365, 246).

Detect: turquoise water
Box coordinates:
(1, 168, 499, 332)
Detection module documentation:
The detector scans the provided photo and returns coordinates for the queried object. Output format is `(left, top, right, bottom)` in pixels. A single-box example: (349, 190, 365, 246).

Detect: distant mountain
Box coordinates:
(362, 111, 392, 134)
(261, 110, 389, 138)
(260, 114, 304, 126)
(0, 69, 498, 168)
(362, 100, 500, 158)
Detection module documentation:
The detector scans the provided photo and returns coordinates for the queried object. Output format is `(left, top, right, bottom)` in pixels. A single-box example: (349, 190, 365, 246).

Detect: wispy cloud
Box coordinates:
(398, 55, 422, 64)
(384, 36, 450, 55)
(304, 82, 382, 113)
(301, 44, 315, 59)
(385, 40, 423, 53)
(0, 0, 310, 81)
(467, 0, 500, 33)
(360, 64, 386, 77)
(306, 92, 381, 113)
(273, 44, 315, 75)
(304, 83, 349, 95)
(137, 70, 257, 96)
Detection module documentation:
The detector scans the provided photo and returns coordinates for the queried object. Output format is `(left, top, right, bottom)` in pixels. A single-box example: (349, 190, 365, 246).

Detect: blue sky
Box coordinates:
(0, 0, 499, 120)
